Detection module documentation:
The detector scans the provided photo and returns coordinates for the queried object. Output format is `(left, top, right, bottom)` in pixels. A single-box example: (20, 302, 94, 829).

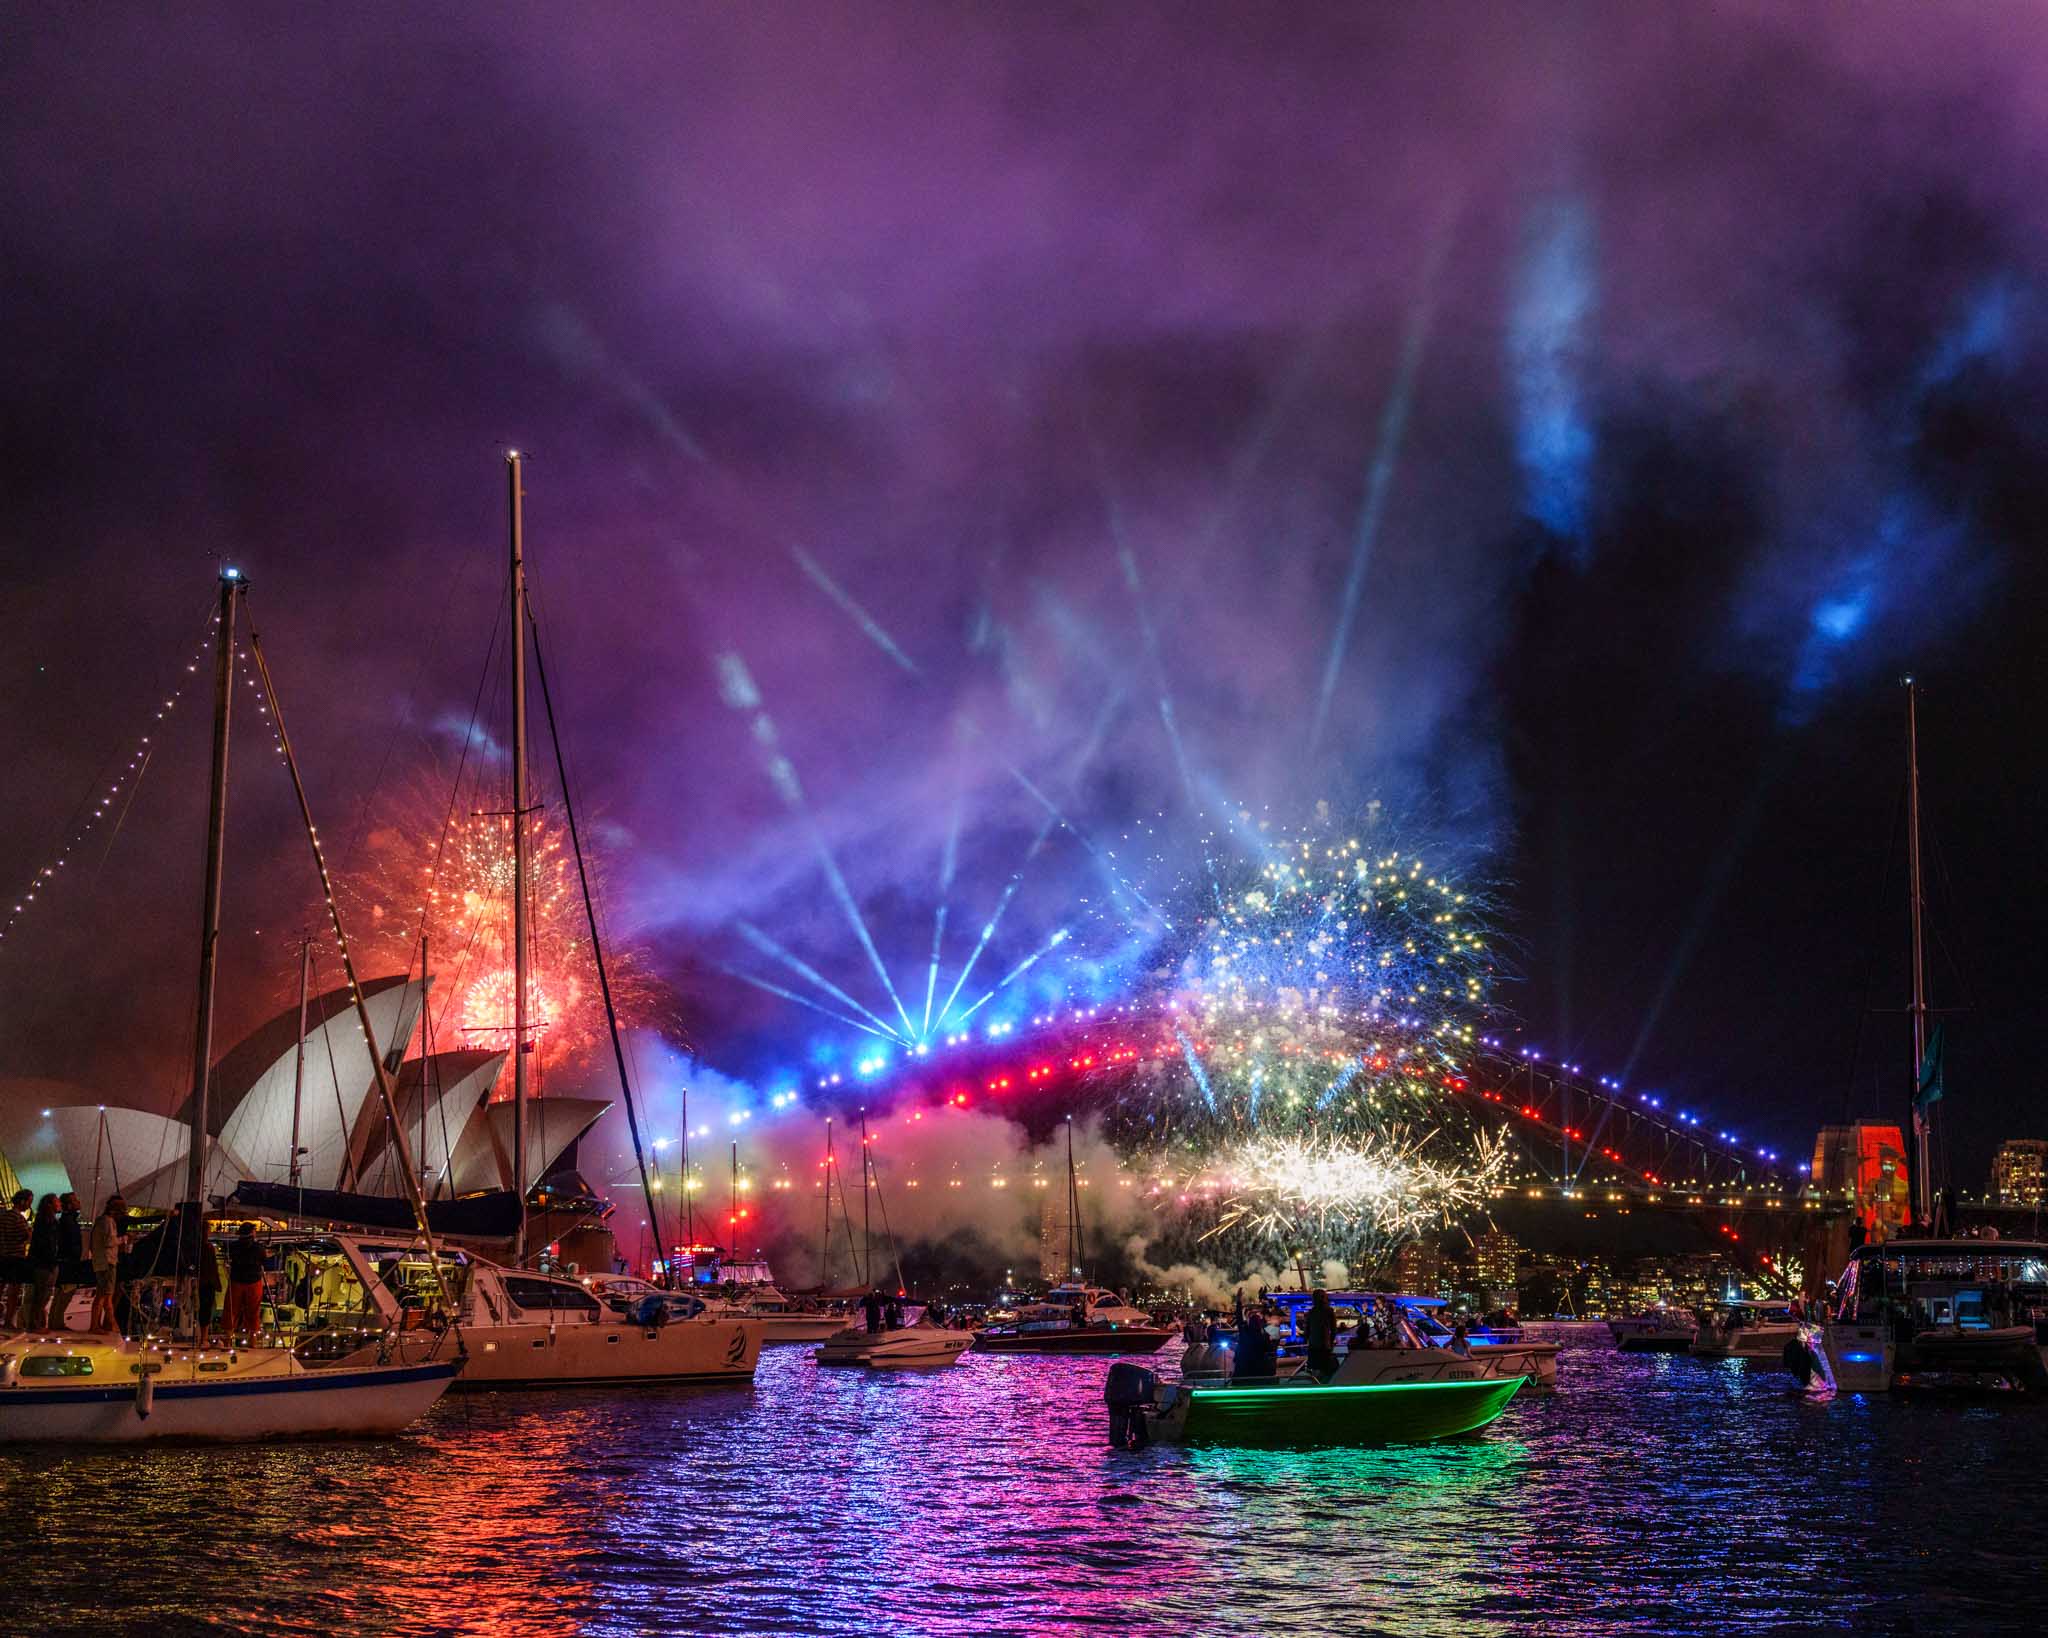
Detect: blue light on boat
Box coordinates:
(1841, 1351, 1878, 1364)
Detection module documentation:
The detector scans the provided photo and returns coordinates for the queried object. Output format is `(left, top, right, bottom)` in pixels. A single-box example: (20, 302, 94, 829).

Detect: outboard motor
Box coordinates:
(1104, 1361, 1159, 1450)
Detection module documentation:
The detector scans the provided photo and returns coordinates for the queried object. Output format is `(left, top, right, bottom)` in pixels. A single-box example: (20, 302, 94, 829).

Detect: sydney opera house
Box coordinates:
(0, 976, 612, 1222)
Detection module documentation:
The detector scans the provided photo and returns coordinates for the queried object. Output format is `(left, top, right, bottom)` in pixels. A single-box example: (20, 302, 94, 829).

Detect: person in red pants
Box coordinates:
(225, 1222, 267, 1340)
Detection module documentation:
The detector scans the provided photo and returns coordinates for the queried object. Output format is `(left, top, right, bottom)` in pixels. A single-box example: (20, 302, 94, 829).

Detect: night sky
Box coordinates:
(4, 4, 2045, 1191)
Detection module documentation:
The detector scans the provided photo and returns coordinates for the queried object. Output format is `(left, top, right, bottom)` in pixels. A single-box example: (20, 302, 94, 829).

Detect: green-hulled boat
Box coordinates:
(1152, 1373, 1525, 1446)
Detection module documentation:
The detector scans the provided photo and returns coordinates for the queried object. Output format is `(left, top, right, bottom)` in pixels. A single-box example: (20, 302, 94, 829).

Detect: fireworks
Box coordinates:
(1189, 1128, 1510, 1264)
(1098, 819, 1497, 1154)
(1084, 812, 1505, 1265)
(329, 778, 673, 1077)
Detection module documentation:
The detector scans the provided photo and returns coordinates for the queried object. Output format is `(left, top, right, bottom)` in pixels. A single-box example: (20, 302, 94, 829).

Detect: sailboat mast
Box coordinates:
(1065, 1116, 1080, 1279)
(417, 932, 431, 1192)
(508, 450, 531, 1264)
(860, 1107, 872, 1285)
(288, 934, 310, 1191)
(730, 1141, 738, 1255)
(820, 1115, 834, 1286)
(185, 567, 244, 1209)
(1905, 677, 1931, 1225)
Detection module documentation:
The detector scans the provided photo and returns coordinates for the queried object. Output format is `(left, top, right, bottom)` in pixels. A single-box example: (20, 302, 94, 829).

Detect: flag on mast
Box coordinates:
(1914, 1023, 1946, 1114)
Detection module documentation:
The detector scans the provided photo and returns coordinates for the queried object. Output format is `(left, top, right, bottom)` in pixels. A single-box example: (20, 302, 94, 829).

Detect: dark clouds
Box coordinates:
(3, 3, 2046, 1181)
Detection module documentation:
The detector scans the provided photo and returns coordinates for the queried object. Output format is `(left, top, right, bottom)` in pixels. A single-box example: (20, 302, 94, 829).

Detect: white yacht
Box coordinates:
(671, 1255, 848, 1343)
(248, 1234, 762, 1389)
(1689, 1299, 1802, 1359)
(1260, 1292, 1558, 1386)
(1822, 1238, 2048, 1394)
(1609, 1308, 1698, 1352)
(816, 1308, 971, 1368)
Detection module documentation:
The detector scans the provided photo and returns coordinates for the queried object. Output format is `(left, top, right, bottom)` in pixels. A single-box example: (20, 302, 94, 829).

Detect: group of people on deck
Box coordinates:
(0, 1192, 270, 1340)
(1175, 1289, 1473, 1383)
(0, 1189, 125, 1332)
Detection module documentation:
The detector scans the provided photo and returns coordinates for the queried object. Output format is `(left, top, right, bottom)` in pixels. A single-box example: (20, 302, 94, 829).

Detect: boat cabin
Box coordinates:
(1014, 1284, 1151, 1326)
(1695, 1300, 1799, 1330)
(201, 1232, 626, 1349)
(1265, 1291, 1470, 1348)
(1828, 1240, 2048, 1337)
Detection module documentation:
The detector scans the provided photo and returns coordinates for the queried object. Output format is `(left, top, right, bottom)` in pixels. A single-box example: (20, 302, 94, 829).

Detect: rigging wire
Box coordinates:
(526, 601, 668, 1266)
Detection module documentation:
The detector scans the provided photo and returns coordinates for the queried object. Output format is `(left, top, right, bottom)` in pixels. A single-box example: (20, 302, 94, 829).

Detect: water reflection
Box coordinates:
(4, 1337, 2048, 1634)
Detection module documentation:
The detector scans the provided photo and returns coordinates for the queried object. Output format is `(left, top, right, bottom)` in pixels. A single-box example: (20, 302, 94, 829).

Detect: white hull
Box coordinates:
(1691, 1325, 1800, 1360)
(1330, 1346, 1546, 1387)
(1468, 1342, 1559, 1385)
(0, 1337, 455, 1444)
(750, 1313, 849, 1344)
(815, 1325, 971, 1368)
(453, 1316, 761, 1389)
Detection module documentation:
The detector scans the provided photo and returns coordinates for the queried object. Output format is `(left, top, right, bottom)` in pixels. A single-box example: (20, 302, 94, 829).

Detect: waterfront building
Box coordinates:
(1472, 1228, 1520, 1306)
(1812, 1121, 1910, 1236)
(1391, 1238, 1454, 1298)
(1992, 1138, 2048, 1207)
(1620, 1261, 1671, 1310)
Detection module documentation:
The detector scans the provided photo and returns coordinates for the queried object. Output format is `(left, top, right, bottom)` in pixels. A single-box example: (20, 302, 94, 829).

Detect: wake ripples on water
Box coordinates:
(3, 1336, 2047, 1635)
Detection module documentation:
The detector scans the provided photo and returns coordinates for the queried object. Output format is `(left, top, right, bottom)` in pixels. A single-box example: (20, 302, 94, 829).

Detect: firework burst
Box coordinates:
(1100, 819, 1496, 1148)
(1086, 811, 1505, 1264)
(1189, 1127, 1510, 1266)
(328, 776, 674, 1076)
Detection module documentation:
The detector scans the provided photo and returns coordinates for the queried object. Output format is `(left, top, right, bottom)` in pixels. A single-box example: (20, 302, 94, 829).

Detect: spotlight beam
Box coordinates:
(952, 927, 1071, 1024)
(717, 650, 919, 1038)
(737, 920, 904, 1043)
(791, 546, 924, 678)
(921, 786, 963, 1036)
(1308, 216, 1457, 752)
(713, 962, 902, 1043)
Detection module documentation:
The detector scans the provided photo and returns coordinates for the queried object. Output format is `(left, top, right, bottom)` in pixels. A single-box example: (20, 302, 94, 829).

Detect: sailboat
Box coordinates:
(1819, 681, 2048, 1396)
(0, 567, 459, 1441)
(306, 453, 763, 1390)
(971, 1119, 1174, 1355)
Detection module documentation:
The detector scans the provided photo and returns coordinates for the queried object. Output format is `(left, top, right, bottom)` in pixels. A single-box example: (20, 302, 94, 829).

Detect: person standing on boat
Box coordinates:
(0, 1189, 30, 1329)
(1233, 1304, 1276, 1379)
(45, 1193, 85, 1330)
(23, 1195, 60, 1329)
(1303, 1289, 1340, 1381)
(226, 1223, 266, 1340)
(862, 1288, 884, 1335)
(88, 1195, 127, 1334)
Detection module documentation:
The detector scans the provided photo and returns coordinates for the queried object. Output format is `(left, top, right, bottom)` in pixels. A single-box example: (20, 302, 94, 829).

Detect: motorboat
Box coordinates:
(1822, 1238, 2048, 1395)
(0, 1331, 455, 1443)
(1689, 1299, 1803, 1359)
(971, 1284, 1176, 1355)
(815, 1307, 972, 1369)
(236, 1234, 763, 1389)
(717, 1290, 847, 1343)
(1265, 1291, 1560, 1386)
(1143, 1372, 1525, 1446)
(1609, 1308, 1698, 1352)
(973, 1121, 1175, 1356)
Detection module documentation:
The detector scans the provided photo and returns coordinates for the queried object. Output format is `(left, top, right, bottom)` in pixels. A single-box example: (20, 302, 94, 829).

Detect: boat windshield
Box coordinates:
(1833, 1245, 2048, 1328)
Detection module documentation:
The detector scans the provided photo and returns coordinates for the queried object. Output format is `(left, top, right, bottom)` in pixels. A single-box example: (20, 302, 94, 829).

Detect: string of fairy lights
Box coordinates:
(0, 609, 222, 948)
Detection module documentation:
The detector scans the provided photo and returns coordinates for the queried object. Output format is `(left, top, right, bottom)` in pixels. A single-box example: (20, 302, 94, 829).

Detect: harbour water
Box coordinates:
(3, 1333, 2045, 1636)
